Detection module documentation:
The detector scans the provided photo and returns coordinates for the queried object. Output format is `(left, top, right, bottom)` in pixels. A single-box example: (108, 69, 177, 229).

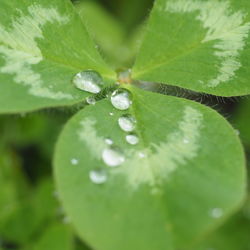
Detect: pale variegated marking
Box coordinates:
(78, 106, 203, 191)
(165, 0, 250, 87)
(78, 118, 106, 160)
(0, 4, 73, 99)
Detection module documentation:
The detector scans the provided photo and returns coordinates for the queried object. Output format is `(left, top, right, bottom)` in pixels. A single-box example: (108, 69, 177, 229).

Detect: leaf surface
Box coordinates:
(0, 0, 115, 113)
(54, 86, 246, 250)
(132, 0, 250, 96)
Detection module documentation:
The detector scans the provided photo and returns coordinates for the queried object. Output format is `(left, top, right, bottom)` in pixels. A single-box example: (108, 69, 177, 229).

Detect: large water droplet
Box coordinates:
(110, 88, 132, 110)
(73, 70, 103, 94)
(118, 114, 136, 132)
(102, 146, 125, 167)
(89, 169, 107, 184)
(126, 133, 139, 145)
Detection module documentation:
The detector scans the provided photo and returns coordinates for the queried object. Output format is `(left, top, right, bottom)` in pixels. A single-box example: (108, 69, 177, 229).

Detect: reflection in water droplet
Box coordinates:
(89, 169, 107, 184)
(105, 138, 113, 145)
(210, 208, 223, 218)
(111, 88, 132, 110)
(102, 146, 125, 167)
(70, 158, 79, 165)
(86, 96, 96, 105)
(118, 114, 136, 132)
(73, 70, 103, 94)
(126, 133, 139, 145)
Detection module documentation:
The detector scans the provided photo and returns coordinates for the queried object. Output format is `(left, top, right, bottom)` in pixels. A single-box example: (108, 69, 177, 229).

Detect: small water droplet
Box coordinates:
(86, 96, 96, 105)
(126, 133, 139, 145)
(110, 88, 132, 110)
(235, 129, 240, 135)
(118, 114, 136, 132)
(52, 191, 59, 198)
(109, 112, 114, 116)
(89, 169, 107, 184)
(210, 208, 223, 218)
(102, 146, 125, 167)
(73, 70, 103, 94)
(62, 216, 71, 224)
(105, 138, 113, 145)
(70, 158, 79, 165)
(138, 152, 146, 158)
(183, 138, 189, 144)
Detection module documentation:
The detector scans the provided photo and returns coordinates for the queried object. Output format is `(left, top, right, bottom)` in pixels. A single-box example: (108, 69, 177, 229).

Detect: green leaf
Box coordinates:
(0, 0, 115, 114)
(54, 86, 246, 250)
(132, 0, 250, 97)
(74, 1, 126, 67)
(232, 98, 250, 148)
(0, 149, 27, 229)
(33, 223, 73, 250)
(1, 178, 58, 244)
(195, 197, 250, 250)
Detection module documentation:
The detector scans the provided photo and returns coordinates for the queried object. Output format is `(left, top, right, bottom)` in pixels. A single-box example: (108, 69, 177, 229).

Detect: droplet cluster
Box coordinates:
(72, 70, 140, 185)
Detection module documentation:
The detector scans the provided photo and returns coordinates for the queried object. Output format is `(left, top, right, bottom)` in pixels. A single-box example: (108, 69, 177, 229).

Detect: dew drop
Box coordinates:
(105, 138, 113, 145)
(126, 133, 139, 145)
(118, 114, 136, 132)
(138, 152, 146, 158)
(86, 96, 96, 105)
(110, 88, 132, 110)
(73, 70, 104, 94)
(62, 216, 71, 224)
(235, 129, 240, 136)
(210, 208, 223, 218)
(70, 158, 79, 165)
(102, 146, 125, 167)
(89, 169, 107, 184)
(109, 112, 114, 116)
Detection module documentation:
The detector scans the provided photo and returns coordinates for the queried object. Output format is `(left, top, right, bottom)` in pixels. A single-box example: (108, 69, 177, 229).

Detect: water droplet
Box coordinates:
(235, 129, 240, 135)
(70, 158, 79, 165)
(73, 70, 103, 94)
(62, 216, 71, 224)
(109, 112, 114, 116)
(210, 208, 223, 218)
(118, 114, 136, 132)
(86, 96, 96, 105)
(138, 152, 146, 158)
(110, 88, 132, 110)
(89, 169, 107, 184)
(102, 146, 125, 167)
(105, 138, 113, 145)
(126, 133, 139, 145)
(52, 190, 59, 198)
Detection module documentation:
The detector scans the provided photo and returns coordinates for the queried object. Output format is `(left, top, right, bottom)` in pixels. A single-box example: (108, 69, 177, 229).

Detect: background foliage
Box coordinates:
(0, 0, 250, 249)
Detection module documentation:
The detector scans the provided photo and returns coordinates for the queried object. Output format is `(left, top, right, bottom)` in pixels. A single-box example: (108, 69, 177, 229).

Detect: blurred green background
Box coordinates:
(0, 0, 250, 249)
